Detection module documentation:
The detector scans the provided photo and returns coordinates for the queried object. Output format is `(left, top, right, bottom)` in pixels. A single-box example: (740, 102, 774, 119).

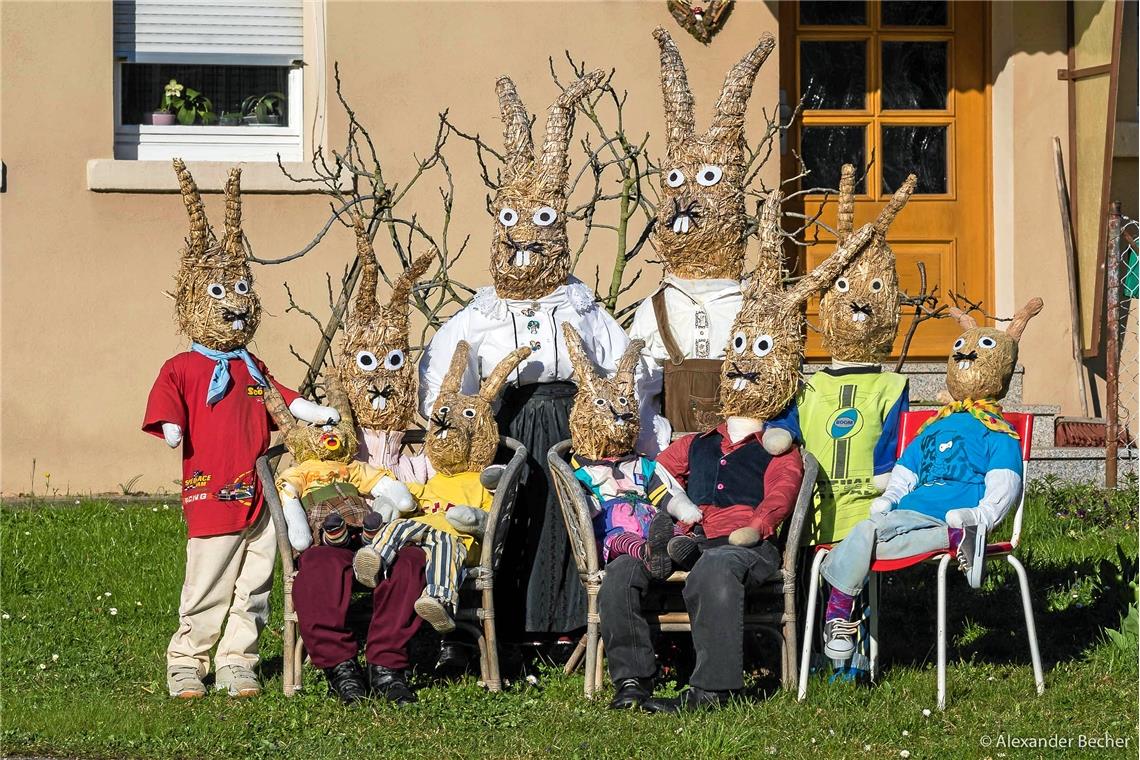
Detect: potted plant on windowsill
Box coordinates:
(241, 92, 285, 126)
(150, 79, 217, 126)
(218, 110, 242, 127)
(150, 79, 182, 125)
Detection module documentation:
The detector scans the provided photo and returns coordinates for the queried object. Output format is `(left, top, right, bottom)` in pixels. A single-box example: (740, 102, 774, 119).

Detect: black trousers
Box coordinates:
(597, 542, 780, 692)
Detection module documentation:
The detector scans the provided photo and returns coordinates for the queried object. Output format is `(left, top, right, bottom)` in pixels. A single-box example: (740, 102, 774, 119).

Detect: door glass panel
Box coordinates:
(881, 41, 948, 110)
(881, 125, 947, 193)
(802, 126, 866, 191)
(800, 40, 867, 110)
(799, 0, 866, 26)
(881, 0, 948, 27)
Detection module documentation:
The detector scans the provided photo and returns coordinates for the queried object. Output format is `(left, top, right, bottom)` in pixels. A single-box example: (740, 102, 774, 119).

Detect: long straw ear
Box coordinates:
(755, 190, 784, 291)
(385, 248, 435, 318)
(496, 76, 534, 178)
(173, 158, 211, 259)
(874, 174, 917, 237)
(222, 167, 243, 258)
(440, 341, 471, 397)
(323, 373, 354, 424)
(351, 213, 381, 323)
(788, 223, 875, 307)
(1006, 297, 1044, 340)
(479, 346, 533, 403)
(837, 164, 856, 244)
(561, 322, 599, 386)
(653, 27, 696, 161)
(947, 306, 978, 331)
(263, 382, 298, 433)
(615, 338, 645, 385)
(707, 32, 776, 147)
(539, 69, 604, 196)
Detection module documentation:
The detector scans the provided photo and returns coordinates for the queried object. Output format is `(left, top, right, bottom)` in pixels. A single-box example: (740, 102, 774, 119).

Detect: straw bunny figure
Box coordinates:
(630, 28, 789, 441)
(265, 376, 415, 553)
(337, 212, 436, 482)
(563, 324, 703, 580)
(143, 160, 338, 700)
(819, 298, 1043, 662)
(357, 343, 531, 634)
(418, 70, 650, 636)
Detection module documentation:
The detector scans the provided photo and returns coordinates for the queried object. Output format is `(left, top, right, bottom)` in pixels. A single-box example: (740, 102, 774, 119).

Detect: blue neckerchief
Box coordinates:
(191, 343, 268, 406)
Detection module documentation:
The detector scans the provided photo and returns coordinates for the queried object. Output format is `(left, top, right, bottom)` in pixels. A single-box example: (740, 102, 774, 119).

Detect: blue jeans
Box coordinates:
(820, 510, 950, 596)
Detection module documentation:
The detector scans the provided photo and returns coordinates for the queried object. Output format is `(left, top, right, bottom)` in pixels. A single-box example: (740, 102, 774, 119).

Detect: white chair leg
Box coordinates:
(868, 572, 880, 683)
(798, 548, 829, 701)
(936, 554, 952, 710)
(1007, 554, 1046, 695)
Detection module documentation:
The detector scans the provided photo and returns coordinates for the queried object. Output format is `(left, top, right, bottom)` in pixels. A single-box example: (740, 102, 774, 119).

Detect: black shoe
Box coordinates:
(608, 677, 654, 710)
(367, 664, 417, 705)
(670, 686, 736, 712)
(323, 659, 368, 705)
(667, 535, 702, 571)
(435, 641, 473, 679)
(645, 512, 675, 580)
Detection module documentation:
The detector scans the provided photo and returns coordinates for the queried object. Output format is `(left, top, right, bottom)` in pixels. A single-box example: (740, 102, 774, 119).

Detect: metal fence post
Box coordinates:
(1105, 201, 1122, 488)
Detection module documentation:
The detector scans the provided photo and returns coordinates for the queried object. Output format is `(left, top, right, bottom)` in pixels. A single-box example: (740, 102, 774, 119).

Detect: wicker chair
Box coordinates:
(548, 439, 818, 698)
(255, 431, 528, 695)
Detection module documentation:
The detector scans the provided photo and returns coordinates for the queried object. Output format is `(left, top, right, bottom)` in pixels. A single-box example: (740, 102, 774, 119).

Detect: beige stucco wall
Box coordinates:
(0, 0, 782, 495)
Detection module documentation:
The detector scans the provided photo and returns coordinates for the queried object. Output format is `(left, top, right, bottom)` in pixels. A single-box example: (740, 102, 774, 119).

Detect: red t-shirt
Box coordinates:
(142, 351, 300, 538)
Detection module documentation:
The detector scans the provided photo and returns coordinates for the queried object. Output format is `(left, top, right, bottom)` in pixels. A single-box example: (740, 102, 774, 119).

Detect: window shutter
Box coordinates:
(113, 0, 303, 65)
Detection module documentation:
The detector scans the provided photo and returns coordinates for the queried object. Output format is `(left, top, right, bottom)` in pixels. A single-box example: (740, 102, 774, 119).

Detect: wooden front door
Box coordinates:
(780, 0, 991, 360)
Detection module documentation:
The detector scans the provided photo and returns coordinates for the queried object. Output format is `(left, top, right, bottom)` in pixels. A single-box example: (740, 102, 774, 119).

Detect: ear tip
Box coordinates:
(652, 26, 671, 41)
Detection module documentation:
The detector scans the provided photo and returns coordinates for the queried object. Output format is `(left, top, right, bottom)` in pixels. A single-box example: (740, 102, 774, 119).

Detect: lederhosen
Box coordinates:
(652, 290, 725, 434)
(301, 482, 370, 545)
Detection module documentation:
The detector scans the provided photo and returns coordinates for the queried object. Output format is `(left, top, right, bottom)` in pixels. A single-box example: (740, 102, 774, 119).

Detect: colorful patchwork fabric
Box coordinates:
(916, 398, 1018, 439)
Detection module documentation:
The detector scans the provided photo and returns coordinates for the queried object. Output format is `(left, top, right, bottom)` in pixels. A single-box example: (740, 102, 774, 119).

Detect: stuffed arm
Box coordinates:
(161, 422, 182, 448)
(657, 466, 702, 524)
(370, 476, 416, 522)
(730, 448, 804, 546)
(289, 397, 340, 425)
(869, 464, 917, 515)
(277, 481, 313, 552)
(945, 469, 1022, 530)
(445, 505, 489, 538)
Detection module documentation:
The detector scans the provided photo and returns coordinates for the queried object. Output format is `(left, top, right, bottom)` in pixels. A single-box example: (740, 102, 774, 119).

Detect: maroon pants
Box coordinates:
(292, 544, 426, 669)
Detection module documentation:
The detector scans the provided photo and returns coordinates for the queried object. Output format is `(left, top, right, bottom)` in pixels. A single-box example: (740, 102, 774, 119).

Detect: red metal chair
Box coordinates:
(797, 410, 1045, 709)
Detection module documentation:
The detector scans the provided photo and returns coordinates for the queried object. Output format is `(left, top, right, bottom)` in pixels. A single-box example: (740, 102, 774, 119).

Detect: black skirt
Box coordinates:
(495, 381, 583, 635)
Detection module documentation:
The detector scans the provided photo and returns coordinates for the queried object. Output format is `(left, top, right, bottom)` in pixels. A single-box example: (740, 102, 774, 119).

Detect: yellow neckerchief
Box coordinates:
(916, 398, 1020, 439)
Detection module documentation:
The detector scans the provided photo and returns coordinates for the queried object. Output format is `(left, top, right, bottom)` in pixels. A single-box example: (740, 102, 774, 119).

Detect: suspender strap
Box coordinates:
(651, 289, 686, 366)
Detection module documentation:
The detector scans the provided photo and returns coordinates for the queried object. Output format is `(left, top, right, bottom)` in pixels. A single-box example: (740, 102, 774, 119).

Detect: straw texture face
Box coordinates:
(424, 341, 532, 476)
(945, 298, 1043, 402)
(651, 28, 775, 280)
(719, 222, 875, 419)
(819, 170, 916, 362)
(490, 72, 603, 300)
(172, 159, 261, 351)
(337, 215, 435, 431)
(563, 323, 644, 460)
(265, 376, 359, 465)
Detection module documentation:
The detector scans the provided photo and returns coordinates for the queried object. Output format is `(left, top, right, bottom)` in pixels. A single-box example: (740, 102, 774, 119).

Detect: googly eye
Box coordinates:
(384, 349, 405, 370)
(594, 398, 607, 407)
(233, 280, 250, 295)
(752, 334, 774, 358)
(207, 283, 226, 299)
(462, 408, 477, 418)
(952, 338, 966, 351)
(696, 165, 723, 187)
(356, 351, 379, 371)
(869, 278, 884, 292)
(532, 206, 558, 227)
(437, 406, 450, 415)
(666, 169, 685, 188)
(732, 331, 747, 354)
(498, 207, 519, 227)
(978, 337, 997, 349)
(835, 278, 850, 293)
(617, 397, 628, 406)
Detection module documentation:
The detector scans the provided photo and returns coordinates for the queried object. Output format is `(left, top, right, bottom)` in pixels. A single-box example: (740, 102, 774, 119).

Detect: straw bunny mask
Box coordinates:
(819, 169, 917, 362)
(426, 342, 532, 476)
(264, 375, 357, 465)
(720, 191, 875, 420)
(562, 323, 645, 460)
(490, 71, 604, 300)
(337, 213, 435, 432)
(945, 298, 1043, 402)
(172, 159, 261, 351)
(651, 28, 775, 281)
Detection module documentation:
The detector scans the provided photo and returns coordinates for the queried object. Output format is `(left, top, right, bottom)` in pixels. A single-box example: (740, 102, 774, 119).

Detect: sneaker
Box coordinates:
(414, 593, 456, 633)
(645, 512, 675, 580)
(166, 666, 206, 699)
(956, 523, 988, 589)
(822, 618, 861, 660)
(353, 544, 384, 588)
(666, 535, 702, 571)
(215, 664, 261, 697)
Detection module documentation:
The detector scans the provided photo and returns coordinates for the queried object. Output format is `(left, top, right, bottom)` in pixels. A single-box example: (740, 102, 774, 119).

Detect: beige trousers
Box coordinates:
(166, 507, 277, 675)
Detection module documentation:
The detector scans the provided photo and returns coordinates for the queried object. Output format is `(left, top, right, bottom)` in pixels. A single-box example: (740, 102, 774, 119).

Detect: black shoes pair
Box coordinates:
(608, 677, 737, 713)
(323, 659, 416, 706)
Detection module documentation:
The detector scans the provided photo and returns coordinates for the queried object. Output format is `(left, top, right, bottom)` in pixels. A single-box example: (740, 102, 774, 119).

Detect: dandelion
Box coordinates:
(922, 708, 931, 717)
(136, 601, 143, 607)
(104, 592, 111, 597)
(163, 504, 171, 510)
(864, 745, 872, 752)
(39, 663, 47, 670)
(74, 500, 80, 505)
(152, 507, 159, 512)
(1, 613, 9, 620)
(51, 654, 59, 662)
(23, 531, 29, 535)
(767, 748, 778, 756)
(109, 608, 118, 616)
(902, 730, 910, 737)
(900, 752, 911, 759)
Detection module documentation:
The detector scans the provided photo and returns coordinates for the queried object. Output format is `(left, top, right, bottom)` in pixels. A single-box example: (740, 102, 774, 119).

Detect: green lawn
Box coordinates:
(2, 485, 1137, 760)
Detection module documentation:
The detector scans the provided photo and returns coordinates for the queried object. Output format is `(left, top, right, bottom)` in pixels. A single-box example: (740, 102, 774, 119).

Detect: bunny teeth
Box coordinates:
(851, 313, 867, 323)
(231, 319, 245, 331)
(436, 429, 449, 440)
(370, 395, 387, 411)
(672, 215, 694, 235)
(733, 378, 748, 391)
(958, 360, 973, 370)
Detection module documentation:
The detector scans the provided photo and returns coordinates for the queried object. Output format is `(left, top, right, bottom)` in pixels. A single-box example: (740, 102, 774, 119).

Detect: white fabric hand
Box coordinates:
(974, 468, 1022, 529)
(877, 463, 918, 509)
(446, 505, 488, 537)
(761, 427, 794, 456)
(162, 423, 182, 448)
(944, 508, 981, 528)
(281, 496, 312, 552)
(289, 397, 340, 425)
(370, 477, 415, 522)
(657, 466, 703, 523)
(872, 471, 893, 493)
(869, 497, 894, 516)
(479, 465, 505, 493)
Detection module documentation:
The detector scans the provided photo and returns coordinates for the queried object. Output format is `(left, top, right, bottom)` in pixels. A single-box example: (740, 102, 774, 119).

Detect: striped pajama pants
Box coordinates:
(372, 519, 467, 608)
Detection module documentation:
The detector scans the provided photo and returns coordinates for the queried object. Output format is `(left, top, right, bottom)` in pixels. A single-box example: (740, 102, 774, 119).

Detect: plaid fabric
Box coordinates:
(301, 481, 370, 540)
(916, 399, 1019, 439)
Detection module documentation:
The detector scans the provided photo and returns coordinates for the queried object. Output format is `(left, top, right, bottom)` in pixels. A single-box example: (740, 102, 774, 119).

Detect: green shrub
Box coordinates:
(1027, 474, 1137, 531)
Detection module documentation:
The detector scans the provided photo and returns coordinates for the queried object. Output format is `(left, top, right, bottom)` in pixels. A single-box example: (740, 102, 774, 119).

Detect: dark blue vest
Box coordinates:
(686, 431, 771, 508)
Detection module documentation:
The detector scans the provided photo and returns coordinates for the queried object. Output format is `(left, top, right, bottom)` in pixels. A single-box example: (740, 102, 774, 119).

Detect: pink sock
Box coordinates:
(606, 531, 647, 561)
(826, 587, 856, 623)
(947, 527, 963, 551)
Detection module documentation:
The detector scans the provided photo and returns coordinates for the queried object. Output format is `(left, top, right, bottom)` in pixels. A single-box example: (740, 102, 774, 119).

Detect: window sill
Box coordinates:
(86, 159, 345, 194)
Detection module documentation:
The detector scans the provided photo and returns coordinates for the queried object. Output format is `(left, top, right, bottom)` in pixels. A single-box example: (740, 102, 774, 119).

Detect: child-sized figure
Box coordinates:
(820, 298, 1043, 661)
(355, 342, 532, 634)
(563, 324, 704, 580)
(142, 160, 339, 700)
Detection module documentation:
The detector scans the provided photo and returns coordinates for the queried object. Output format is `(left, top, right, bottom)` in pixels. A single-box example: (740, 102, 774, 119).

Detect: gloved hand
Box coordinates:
(289, 397, 340, 425)
(446, 505, 488, 537)
(162, 422, 182, 448)
(668, 496, 703, 525)
(370, 477, 415, 523)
